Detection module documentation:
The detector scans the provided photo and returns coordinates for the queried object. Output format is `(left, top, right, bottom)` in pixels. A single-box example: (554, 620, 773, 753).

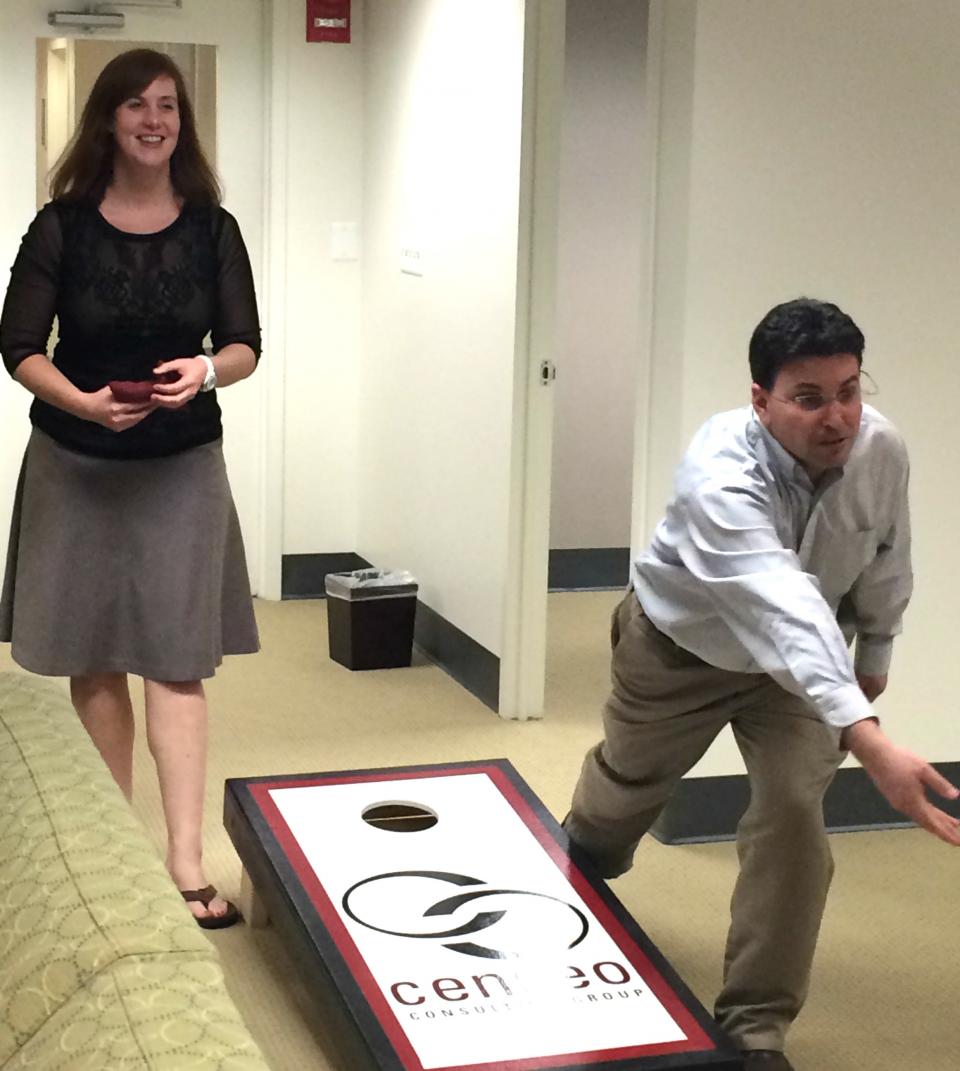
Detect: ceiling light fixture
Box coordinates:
(47, 1, 183, 33)
(48, 10, 125, 31)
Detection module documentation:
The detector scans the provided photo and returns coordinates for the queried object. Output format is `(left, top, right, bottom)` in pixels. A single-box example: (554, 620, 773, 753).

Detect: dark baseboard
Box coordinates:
(413, 601, 500, 713)
(548, 547, 631, 591)
(281, 553, 373, 599)
(281, 554, 500, 713)
(650, 761, 960, 844)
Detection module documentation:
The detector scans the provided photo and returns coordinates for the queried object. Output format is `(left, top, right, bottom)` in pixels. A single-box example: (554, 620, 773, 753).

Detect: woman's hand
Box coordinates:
(82, 386, 156, 432)
(150, 357, 207, 409)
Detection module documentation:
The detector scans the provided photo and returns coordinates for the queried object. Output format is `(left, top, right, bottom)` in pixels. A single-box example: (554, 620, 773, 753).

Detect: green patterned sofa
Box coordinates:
(0, 671, 270, 1070)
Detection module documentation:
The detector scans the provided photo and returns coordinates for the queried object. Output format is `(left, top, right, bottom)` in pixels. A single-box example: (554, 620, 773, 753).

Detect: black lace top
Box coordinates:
(0, 199, 261, 459)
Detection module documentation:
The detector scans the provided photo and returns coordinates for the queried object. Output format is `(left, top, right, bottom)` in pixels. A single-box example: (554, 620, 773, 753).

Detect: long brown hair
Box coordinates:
(50, 48, 221, 206)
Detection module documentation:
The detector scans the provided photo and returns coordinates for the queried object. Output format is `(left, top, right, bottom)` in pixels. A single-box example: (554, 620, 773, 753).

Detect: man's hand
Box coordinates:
(856, 673, 887, 702)
(843, 718, 960, 845)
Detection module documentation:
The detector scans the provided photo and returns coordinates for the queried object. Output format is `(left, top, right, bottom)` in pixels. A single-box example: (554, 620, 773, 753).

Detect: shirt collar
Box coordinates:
(747, 408, 841, 494)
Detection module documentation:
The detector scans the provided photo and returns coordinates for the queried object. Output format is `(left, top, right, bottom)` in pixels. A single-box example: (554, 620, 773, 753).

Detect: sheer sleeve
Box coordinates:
(0, 204, 62, 376)
(211, 208, 261, 361)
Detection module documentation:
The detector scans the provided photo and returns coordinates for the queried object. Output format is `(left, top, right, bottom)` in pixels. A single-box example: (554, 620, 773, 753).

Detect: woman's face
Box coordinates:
(112, 74, 180, 171)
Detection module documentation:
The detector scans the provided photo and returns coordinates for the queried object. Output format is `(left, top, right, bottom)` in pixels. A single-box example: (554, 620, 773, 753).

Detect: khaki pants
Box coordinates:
(566, 593, 845, 1051)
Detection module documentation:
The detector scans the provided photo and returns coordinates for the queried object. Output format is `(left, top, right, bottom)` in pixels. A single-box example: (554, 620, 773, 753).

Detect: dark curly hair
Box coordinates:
(749, 298, 864, 390)
(50, 48, 220, 206)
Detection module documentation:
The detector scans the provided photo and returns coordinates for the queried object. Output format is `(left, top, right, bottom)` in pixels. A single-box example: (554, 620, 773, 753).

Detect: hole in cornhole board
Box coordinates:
(362, 801, 438, 832)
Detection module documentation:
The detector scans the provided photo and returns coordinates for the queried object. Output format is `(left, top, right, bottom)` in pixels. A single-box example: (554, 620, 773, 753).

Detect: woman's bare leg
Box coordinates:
(143, 678, 230, 921)
(70, 672, 134, 801)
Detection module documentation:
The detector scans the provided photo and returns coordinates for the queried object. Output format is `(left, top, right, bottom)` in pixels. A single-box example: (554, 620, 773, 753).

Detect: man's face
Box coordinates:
(751, 353, 863, 479)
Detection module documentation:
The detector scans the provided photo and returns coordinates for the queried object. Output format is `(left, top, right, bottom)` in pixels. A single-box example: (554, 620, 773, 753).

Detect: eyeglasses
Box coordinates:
(769, 371, 878, 414)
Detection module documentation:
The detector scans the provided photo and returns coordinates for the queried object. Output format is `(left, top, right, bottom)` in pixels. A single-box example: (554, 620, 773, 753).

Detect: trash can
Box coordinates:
(324, 569, 419, 670)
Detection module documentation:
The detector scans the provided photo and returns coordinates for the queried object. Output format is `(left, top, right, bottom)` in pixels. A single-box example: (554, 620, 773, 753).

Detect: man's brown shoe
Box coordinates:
(741, 1052, 794, 1071)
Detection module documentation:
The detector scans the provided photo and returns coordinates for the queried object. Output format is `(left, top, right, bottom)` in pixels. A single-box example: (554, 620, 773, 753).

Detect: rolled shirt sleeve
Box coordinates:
(678, 481, 874, 729)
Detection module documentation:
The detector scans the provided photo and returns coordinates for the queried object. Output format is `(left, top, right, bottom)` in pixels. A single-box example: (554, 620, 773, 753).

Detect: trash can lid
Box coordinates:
(324, 568, 419, 600)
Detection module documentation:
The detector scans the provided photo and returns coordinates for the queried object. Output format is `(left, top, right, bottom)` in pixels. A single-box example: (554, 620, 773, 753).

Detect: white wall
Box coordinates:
(550, 0, 647, 551)
(640, 0, 960, 773)
(276, 2, 364, 554)
(358, 0, 526, 655)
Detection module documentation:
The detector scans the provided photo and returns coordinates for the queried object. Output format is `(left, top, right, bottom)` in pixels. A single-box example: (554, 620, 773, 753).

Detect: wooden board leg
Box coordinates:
(240, 867, 270, 928)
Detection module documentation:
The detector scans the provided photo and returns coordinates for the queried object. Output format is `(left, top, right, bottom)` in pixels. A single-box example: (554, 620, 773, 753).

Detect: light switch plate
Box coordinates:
(331, 222, 359, 261)
(399, 242, 424, 276)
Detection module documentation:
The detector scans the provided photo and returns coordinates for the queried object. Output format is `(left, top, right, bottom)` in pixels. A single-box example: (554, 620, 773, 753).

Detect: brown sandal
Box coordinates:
(180, 885, 241, 930)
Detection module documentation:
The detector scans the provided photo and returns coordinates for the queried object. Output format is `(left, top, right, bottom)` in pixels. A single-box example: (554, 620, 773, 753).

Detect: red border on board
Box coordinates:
(248, 764, 716, 1071)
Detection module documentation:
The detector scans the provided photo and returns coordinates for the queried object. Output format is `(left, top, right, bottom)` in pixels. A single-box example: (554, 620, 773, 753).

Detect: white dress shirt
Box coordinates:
(633, 404, 911, 729)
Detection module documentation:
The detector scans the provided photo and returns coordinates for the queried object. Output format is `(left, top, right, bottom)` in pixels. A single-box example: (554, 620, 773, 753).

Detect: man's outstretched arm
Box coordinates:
(844, 718, 960, 846)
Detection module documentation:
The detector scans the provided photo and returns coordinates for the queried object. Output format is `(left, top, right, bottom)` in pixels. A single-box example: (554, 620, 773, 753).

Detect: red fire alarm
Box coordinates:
(307, 0, 350, 43)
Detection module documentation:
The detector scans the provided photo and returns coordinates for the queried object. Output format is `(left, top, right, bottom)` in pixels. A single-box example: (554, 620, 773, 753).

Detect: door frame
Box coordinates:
(499, 0, 664, 719)
(257, 0, 288, 600)
(499, 0, 565, 719)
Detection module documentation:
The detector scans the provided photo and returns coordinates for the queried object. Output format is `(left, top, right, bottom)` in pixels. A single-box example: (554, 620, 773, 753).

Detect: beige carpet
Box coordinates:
(4, 592, 955, 1069)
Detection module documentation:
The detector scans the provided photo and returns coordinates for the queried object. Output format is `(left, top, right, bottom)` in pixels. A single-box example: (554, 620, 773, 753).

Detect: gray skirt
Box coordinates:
(0, 429, 259, 681)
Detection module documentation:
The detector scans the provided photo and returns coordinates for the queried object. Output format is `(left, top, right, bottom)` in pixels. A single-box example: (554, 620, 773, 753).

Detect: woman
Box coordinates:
(0, 49, 261, 928)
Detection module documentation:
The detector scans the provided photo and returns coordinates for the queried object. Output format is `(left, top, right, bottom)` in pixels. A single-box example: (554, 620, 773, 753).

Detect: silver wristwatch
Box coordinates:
(198, 354, 217, 392)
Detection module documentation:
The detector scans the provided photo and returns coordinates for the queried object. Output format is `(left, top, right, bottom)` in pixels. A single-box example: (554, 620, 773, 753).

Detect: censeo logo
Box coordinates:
(341, 869, 589, 960)
(342, 870, 645, 1019)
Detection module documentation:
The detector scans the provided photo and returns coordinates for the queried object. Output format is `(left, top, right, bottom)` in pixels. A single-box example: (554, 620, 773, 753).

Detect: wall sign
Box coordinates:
(307, 0, 350, 43)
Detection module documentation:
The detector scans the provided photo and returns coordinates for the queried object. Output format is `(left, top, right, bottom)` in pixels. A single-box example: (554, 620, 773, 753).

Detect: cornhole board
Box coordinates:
(223, 759, 743, 1071)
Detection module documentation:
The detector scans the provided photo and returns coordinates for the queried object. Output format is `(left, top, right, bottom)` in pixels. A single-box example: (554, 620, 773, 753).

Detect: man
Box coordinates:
(564, 298, 960, 1070)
